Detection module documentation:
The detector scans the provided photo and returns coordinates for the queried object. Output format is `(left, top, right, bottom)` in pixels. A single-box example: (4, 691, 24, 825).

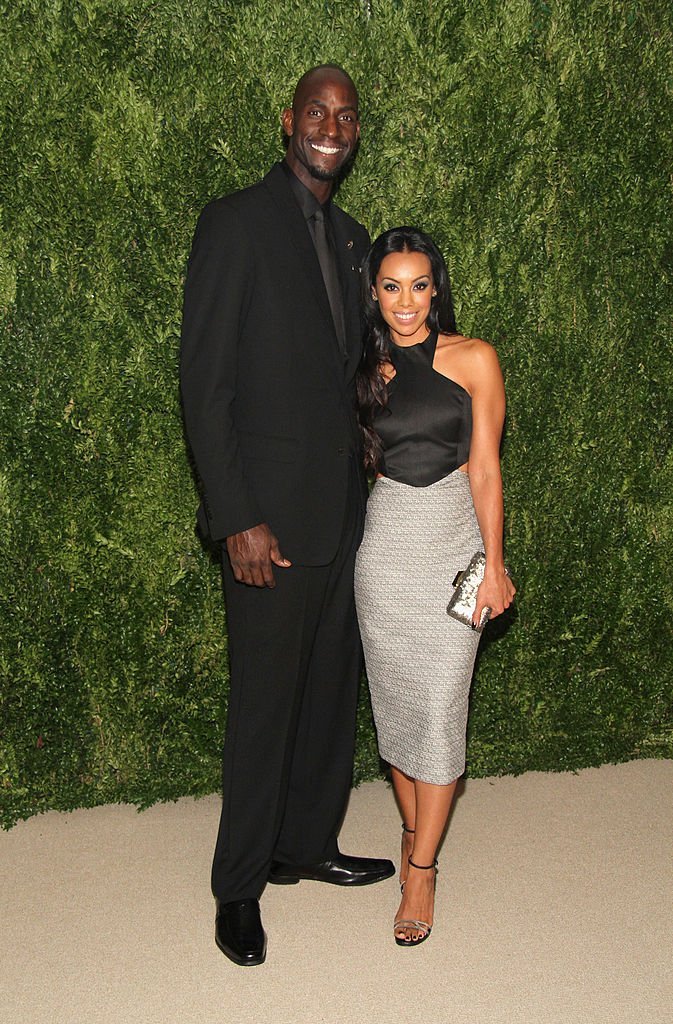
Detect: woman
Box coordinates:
(354, 227, 515, 947)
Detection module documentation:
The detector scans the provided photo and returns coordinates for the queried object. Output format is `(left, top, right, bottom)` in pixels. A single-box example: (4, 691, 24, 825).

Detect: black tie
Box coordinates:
(312, 207, 347, 358)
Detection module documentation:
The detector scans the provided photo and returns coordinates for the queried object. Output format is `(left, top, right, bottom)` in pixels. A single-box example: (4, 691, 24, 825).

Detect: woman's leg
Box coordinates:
(391, 766, 417, 886)
(394, 777, 457, 943)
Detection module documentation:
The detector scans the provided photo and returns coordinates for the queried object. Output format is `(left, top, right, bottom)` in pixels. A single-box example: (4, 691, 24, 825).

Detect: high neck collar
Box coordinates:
(390, 328, 437, 355)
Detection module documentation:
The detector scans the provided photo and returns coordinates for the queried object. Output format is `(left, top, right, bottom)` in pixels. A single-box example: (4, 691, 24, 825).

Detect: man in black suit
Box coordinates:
(180, 65, 394, 967)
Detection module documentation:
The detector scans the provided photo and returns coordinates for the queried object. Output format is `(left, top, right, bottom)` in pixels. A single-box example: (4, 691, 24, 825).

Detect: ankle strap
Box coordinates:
(408, 857, 437, 871)
(402, 824, 415, 834)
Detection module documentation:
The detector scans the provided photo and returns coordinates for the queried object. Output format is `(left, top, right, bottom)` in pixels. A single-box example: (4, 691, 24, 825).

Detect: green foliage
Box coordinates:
(1, 0, 672, 826)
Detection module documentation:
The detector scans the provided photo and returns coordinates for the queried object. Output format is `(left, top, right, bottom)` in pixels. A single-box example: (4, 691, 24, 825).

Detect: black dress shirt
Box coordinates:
(281, 161, 347, 356)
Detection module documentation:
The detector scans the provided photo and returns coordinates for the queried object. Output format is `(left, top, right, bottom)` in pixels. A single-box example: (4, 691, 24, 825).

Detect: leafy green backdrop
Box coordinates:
(1, 0, 671, 827)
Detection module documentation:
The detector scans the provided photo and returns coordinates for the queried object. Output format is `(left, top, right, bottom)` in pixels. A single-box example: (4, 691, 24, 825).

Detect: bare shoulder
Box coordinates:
(469, 337, 502, 373)
(435, 333, 502, 390)
(439, 333, 496, 357)
(436, 335, 497, 372)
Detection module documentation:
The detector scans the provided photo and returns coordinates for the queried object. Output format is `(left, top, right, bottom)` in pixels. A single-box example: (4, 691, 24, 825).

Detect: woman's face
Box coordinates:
(373, 250, 435, 346)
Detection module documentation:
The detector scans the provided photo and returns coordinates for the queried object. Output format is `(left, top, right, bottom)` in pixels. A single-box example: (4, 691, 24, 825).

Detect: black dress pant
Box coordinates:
(211, 462, 363, 902)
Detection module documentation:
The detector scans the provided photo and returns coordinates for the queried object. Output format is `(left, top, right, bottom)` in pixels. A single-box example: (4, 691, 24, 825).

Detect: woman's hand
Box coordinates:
(473, 568, 516, 628)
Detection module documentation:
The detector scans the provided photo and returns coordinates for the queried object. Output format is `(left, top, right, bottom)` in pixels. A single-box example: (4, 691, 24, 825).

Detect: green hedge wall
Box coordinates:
(1, 0, 672, 827)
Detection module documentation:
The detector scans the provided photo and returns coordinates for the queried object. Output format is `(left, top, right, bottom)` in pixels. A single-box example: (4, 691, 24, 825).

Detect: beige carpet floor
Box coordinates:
(1, 759, 672, 1024)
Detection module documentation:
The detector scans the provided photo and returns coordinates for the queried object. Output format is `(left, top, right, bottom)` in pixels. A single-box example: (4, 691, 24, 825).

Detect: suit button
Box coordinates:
(337, 447, 345, 456)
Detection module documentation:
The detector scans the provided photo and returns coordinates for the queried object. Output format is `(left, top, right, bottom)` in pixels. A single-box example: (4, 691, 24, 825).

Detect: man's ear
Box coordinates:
(281, 108, 294, 137)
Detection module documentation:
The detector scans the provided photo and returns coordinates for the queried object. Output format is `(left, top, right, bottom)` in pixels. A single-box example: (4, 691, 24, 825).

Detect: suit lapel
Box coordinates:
(262, 164, 369, 389)
(332, 210, 365, 378)
(262, 165, 338, 346)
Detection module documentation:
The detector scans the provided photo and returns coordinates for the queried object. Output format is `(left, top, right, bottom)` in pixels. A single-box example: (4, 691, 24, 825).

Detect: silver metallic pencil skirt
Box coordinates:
(354, 470, 483, 785)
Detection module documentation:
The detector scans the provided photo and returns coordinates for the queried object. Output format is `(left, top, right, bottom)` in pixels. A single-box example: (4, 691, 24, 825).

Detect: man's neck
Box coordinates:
(282, 157, 333, 206)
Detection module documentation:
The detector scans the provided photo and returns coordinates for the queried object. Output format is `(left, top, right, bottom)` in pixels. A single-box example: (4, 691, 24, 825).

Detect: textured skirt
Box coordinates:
(354, 470, 483, 785)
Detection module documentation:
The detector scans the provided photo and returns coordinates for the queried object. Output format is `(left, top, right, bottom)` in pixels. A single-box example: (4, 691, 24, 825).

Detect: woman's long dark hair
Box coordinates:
(356, 226, 457, 472)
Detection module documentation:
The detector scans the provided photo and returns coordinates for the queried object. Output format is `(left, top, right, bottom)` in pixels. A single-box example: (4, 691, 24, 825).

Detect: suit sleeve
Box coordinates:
(180, 200, 262, 542)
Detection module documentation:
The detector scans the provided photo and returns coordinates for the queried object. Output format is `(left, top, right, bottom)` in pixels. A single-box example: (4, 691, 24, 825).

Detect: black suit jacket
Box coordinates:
(180, 162, 370, 565)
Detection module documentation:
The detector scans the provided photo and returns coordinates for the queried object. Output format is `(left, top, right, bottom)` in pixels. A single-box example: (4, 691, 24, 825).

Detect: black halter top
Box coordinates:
(376, 330, 473, 487)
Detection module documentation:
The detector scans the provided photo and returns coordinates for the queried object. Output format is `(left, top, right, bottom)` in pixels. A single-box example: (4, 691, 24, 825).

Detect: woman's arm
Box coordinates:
(465, 341, 516, 626)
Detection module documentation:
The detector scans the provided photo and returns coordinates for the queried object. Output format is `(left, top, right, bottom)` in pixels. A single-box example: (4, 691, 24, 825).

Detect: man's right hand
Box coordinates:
(225, 523, 291, 588)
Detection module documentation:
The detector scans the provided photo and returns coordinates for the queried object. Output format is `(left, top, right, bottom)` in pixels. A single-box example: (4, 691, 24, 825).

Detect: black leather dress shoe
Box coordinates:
(268, 853, 395, 886)
(215, 898, 267, 966)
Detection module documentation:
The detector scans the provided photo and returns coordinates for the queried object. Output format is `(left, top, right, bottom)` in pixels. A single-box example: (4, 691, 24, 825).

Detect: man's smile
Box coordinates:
(309, 142, 343, 155)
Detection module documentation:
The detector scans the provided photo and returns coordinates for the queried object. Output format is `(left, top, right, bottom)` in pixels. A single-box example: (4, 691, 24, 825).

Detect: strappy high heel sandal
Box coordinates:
(394, 857, 437, 947)
(400, 824, 415, 892)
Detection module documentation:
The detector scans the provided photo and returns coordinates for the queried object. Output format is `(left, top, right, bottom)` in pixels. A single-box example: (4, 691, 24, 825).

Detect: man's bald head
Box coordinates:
(291, 65, 359, 116)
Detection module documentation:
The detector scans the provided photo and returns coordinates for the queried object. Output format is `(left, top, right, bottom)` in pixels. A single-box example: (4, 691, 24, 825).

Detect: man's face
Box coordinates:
(282, 70, 360, 187)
